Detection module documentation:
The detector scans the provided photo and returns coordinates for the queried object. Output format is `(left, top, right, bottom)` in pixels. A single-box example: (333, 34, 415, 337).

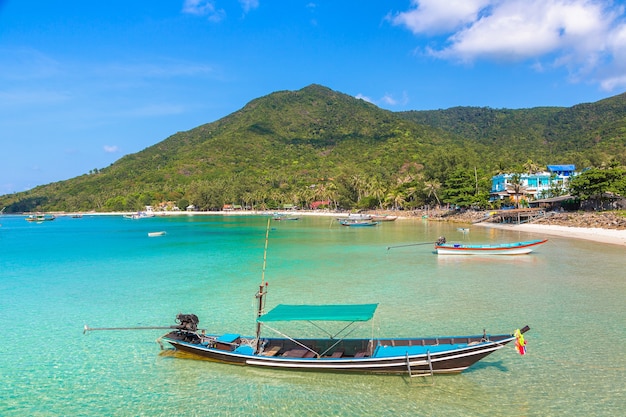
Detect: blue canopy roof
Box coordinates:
(547, 165, 576, 172)
(258, 304, 378, 322)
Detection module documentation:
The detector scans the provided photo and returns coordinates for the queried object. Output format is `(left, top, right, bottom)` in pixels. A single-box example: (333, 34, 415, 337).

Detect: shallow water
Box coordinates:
(0, 214, 624, 416)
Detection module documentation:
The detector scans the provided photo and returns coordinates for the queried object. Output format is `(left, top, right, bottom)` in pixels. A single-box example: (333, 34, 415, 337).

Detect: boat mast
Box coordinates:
(255, 218, 271, 352)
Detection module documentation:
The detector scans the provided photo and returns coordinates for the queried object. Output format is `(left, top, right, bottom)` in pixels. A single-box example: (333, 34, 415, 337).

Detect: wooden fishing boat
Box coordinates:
(339, 219, 379, 227)
(157, 302, 529, 375)
(434, 237, 547, 255)
(371, 215, 398, 222)
(273, 214, 300, 221)
(25, 214, 56, 222)
(337, 213, 372, 221)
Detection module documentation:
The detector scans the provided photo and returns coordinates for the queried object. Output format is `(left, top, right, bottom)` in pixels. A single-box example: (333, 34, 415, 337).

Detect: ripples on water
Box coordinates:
(0, 215, 623, 416)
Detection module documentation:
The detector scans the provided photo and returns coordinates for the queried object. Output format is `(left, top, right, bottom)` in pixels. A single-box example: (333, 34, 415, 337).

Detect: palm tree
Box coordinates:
(297, 186, 316, 210)
(423, 180, 442, 207)
(523, 159, 541, 174)
(366, 177, 387, 209)
(385, 189, 406, 210)
(506, 173, 528, 208)
(350, 175, 367, 203)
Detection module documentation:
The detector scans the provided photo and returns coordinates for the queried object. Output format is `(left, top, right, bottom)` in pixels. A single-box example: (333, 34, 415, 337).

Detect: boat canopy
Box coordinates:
(258, 304, 378, 322)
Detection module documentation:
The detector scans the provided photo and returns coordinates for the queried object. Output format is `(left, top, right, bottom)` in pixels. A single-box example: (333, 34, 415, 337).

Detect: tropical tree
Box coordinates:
(385, 189, 406, 210)
(442, 169, 476, 208)
(506, 173, 528, 209)
(523, 159, 541, 174)
(569, 165, 626, 209)
(423, 180, 442, 207)
(366, 177, 387, 209)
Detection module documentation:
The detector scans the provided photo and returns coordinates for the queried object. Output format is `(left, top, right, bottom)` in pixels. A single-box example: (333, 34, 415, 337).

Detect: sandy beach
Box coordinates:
(475, 222, 626, 247)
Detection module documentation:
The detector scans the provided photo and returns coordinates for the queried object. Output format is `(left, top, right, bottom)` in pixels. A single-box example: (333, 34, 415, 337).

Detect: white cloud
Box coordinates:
(182, 0, 258, 20)
(239, 0, 259, 13)
(355, 93, 373, 103)
(355, 92, 409, 107)
(182, 0, 226, 22)
(392, 0, 492, 35)
(103, 145, 119, 153)
(392, 0, 626, 90)
(381, 94, 397, 106)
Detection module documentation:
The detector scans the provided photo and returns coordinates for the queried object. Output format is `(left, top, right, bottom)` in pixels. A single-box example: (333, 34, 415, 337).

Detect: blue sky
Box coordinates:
(2, 0, 626, 194)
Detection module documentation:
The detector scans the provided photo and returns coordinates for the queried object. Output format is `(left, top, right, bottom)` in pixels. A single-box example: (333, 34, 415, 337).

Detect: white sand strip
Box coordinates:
(476, 222, 626, 247)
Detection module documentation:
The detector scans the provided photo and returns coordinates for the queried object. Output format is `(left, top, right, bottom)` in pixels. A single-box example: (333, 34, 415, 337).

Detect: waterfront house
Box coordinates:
(490, 165, 578, 203)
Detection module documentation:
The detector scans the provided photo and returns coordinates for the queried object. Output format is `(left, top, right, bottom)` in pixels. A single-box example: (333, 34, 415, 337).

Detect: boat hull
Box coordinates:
(160, 331, 521, 375)
(339, 221, 379, 227)
(435, 239, 547, 255)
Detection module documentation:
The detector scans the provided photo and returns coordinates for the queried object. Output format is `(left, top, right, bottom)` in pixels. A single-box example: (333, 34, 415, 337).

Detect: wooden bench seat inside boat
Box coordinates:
(261, 346, 281, 356)
(282, 349, 316, 358)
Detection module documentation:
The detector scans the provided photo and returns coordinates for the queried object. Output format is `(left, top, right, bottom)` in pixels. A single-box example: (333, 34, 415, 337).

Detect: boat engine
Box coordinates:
(175, 313, 199, 331)
(436, 236, 446, 245)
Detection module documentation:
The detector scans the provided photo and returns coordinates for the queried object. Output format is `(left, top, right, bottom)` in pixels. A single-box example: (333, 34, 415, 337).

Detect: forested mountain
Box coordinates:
(2, 85, 625, 213)
(398, 92, 626, 167)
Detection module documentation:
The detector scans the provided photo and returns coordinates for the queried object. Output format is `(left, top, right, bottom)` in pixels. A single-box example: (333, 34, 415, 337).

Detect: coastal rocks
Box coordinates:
(532, 212, 626, 230)
(413, 209, 626, 230)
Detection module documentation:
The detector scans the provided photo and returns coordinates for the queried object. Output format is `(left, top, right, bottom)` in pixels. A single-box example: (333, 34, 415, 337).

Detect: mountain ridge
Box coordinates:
(2, 84, 624, 213)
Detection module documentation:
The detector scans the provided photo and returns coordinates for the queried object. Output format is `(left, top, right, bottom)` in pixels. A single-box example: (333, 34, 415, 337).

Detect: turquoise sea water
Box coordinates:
(0, 214, 624, 416)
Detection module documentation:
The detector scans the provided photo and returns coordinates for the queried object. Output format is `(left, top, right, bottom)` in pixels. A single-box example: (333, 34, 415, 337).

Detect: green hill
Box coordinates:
(398, 92, 626, 165)
(2, 85, 625, 213)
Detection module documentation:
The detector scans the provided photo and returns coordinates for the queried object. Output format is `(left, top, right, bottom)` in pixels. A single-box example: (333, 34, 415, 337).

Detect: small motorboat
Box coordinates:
(339, 219, 379, 227)
(434, 236, 547, 255)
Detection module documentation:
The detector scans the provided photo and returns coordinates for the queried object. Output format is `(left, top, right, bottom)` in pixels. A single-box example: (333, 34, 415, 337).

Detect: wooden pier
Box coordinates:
(474, 208, 547, 225)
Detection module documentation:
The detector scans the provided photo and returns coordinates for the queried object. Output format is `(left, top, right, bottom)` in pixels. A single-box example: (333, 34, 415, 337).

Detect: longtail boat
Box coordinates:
(434, 237, 547, 255)
(25, 214, 56, 222)
(157, 304, 529, 375)
(339, 219, 379, 227)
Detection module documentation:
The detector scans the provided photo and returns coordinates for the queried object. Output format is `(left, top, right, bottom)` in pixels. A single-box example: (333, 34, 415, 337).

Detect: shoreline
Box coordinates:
(14, 209, 626, 247)
(475, 222, 626, 247)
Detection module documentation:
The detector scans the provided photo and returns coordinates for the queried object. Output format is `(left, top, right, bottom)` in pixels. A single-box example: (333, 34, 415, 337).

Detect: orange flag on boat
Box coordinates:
(514, 329, 527, 355)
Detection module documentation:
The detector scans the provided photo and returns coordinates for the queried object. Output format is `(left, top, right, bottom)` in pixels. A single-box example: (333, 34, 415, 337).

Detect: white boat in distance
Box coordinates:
(434, 238, 548, 255)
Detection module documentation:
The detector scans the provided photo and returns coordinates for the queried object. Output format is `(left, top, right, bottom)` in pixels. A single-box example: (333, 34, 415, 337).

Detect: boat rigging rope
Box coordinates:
(260, 218, 271, 286)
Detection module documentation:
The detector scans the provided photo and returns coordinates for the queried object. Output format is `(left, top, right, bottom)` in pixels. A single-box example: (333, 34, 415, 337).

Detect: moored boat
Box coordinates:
(157, 302, 529, 375)
(273, 214, 300, 221)
(25, 214, 56, 222)
(339, 219, 379, 227)
(148, 231, 166, 237)
(123, 211, 155, 220)
(371, 215, 398, 222)
(337, 213, 372, 221)
(434, 237, 547, 255)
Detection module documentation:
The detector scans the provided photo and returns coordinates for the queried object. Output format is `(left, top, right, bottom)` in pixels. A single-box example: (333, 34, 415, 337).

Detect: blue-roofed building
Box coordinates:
(547, 165, 576, 176)
(490, 165, 578, 203)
